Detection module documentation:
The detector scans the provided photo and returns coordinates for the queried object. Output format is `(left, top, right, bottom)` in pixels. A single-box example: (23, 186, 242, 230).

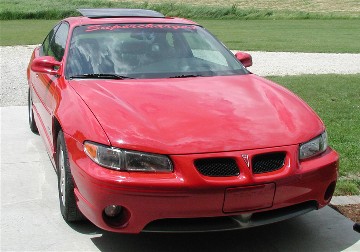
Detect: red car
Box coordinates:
(27, 8, 339, 233)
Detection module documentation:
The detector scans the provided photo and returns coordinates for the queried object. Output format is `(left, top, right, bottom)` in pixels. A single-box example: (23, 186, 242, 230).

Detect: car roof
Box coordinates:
(63, 8, 198, 27)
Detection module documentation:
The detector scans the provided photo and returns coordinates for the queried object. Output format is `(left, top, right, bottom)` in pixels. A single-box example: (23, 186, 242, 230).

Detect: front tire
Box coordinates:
(28, 88, 38, 133)
(57, 130, 84, 222)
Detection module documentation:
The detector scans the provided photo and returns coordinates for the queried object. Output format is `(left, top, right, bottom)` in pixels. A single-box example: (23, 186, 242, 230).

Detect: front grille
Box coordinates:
(252, 152, 286, 174)
(194, 158, 239, 177)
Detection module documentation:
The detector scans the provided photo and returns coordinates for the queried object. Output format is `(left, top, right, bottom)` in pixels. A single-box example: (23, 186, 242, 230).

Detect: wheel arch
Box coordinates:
(53, 116, 62, 166)
(51, 86, 111, 166)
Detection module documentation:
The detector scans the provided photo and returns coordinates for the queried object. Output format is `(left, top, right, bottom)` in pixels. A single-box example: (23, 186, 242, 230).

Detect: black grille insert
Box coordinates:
(194, 158, 239, 177)
(252, 152, 286, 174)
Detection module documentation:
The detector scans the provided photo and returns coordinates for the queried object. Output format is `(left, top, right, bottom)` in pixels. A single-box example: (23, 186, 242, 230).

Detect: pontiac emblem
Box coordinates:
(241, 154, 250, 168)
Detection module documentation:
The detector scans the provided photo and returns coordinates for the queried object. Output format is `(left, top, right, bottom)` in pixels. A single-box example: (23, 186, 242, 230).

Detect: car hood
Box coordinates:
(69, 75, 324, 154)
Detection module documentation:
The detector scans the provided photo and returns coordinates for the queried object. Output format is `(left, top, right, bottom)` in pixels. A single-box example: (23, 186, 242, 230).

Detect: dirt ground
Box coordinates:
(330, 204, 360, 223)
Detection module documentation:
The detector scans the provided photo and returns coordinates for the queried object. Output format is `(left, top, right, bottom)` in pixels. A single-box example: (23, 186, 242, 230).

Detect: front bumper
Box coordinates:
(65, 134, 339, 233)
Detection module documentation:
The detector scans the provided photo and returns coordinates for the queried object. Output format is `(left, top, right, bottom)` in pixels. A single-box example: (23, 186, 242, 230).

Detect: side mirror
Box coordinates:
(31, 56, 61, 75)
(235, 52, 252, 68)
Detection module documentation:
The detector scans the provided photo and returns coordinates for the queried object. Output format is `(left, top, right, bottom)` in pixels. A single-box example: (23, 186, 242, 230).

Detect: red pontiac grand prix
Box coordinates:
(27, 9, 339, 233)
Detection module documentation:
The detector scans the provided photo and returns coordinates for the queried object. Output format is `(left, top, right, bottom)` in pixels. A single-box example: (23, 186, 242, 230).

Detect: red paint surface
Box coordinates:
(223, 183, 276, 213)
(27, 14, 339, 233)
(69, 75, 324, 154)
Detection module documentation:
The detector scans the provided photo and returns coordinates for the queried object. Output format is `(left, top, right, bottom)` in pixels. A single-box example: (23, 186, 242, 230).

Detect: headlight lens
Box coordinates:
(84, 141, 173, 172)
(299, 131, 328, 160)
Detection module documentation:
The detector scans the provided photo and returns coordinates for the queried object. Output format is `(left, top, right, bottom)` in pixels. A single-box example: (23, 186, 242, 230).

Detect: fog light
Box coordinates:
(104, 205, 122, 217)
(103, 205, 131, 228)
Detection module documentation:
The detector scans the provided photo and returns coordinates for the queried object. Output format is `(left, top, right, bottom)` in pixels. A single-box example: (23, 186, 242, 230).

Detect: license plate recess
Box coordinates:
(223, 183, 275, 213)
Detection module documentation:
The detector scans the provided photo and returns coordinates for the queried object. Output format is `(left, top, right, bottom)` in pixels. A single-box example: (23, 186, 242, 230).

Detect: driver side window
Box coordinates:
(48, 22, 69, 61)
(41, 23, 60, 56)
(41, 22, 69, 61)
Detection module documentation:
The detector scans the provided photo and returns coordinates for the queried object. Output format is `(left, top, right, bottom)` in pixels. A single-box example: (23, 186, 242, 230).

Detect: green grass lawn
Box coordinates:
(197, 19, 360, 53)
(1, 19, 360, 53)
(0, 20, 58, 46)
(269, 74, 360, 195)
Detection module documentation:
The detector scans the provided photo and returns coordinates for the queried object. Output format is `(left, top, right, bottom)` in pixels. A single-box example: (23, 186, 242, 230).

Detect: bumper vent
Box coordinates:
(194, 158, 239, 177)
(252, 152, 286, 174)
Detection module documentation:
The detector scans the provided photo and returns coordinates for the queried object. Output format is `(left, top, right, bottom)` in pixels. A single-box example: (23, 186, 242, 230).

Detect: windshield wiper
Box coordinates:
(69, 73, 134, 80)
(169, 74, 204, 78)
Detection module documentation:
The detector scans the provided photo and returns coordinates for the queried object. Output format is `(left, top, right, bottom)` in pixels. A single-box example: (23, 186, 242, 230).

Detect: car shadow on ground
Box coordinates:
(68, 207, 359, 252)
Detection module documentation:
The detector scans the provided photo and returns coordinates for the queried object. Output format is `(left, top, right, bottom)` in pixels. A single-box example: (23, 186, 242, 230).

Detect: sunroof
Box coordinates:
(77, 8, 165, 18)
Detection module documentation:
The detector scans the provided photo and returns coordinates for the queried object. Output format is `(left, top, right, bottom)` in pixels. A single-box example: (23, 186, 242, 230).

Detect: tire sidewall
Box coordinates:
(57, 131, 68, 217)
(56, 131, 83, 221)
(28, 88, 38, 133)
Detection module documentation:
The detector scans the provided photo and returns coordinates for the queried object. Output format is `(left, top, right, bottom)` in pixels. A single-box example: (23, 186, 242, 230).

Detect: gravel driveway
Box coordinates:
(1, 45, 360, 107)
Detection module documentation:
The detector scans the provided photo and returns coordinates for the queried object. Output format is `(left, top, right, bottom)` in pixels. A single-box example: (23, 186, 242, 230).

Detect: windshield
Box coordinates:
(66, 23, 248, 79)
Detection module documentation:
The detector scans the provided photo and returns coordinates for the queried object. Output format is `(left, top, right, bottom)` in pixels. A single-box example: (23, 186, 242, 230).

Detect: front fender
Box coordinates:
(54, 79, 110, 148)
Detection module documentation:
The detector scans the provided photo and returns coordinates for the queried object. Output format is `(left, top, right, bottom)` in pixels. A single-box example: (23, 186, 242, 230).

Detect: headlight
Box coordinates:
(83, 141, 173, 172)
(299, 131, 328, 160)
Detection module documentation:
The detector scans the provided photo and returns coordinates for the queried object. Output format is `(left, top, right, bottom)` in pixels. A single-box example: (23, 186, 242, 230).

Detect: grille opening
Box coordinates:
(252, 152, 286, 174)
(194, 158, 239, 177)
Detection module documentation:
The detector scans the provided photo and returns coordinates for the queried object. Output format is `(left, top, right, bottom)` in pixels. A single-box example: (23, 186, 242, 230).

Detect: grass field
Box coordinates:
(197, 19, 360, 53)
(0, 20, 58, 46)
(1, 0, 359, 20)
(269, 74, 360, 195)
(1, 19, 360, 54)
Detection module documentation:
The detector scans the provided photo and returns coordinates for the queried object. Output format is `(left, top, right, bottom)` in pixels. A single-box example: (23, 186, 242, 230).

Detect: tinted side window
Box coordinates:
(48, 22, 69, 61)
(41, 23, 60, 56)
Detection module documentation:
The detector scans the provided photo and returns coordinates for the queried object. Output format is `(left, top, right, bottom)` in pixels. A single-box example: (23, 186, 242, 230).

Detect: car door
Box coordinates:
(32, 22, 69, 155)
